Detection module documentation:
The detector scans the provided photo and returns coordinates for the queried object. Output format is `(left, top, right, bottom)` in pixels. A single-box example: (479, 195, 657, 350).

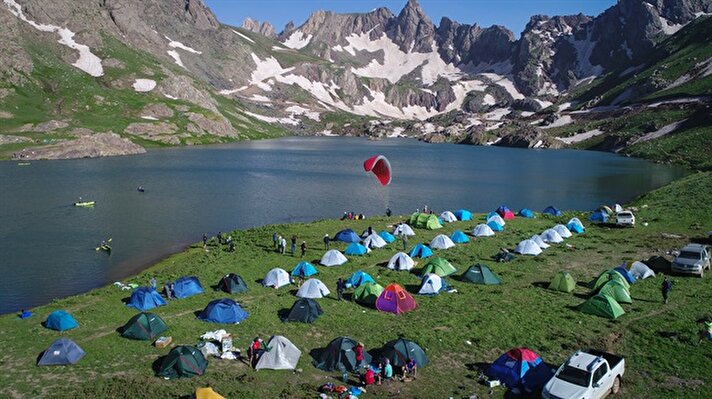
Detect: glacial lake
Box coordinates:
(0, 137, 688, 313)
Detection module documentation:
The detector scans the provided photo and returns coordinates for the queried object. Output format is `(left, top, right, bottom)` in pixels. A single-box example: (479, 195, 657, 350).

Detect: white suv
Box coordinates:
(672, 244, 711, 278)
(615, 211, 635, 227)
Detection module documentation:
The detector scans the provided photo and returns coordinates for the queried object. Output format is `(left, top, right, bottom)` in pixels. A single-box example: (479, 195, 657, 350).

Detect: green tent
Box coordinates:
(353, 282, 384, 306)
(549, 271, 575, 293)
(156, 346, 207, 379)
(408, 213, 443, 230)
(422, 257, 457, 277)
(589, 269, 630, 291)
(216, 273, 248, 294)
(578, 294, 625, 319)
(596, 280, 632, 304)
(121, 312, 168, 340)
(460, 264, 501, 285)
(380, 338, 429, 368)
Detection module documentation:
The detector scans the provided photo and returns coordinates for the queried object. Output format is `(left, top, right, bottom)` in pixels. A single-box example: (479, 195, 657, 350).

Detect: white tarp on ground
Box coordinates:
(296, 278, 330, 298)
(320, 250, 348, 266)
(387, 252, 415, 271)
(255, 335, 301, 370)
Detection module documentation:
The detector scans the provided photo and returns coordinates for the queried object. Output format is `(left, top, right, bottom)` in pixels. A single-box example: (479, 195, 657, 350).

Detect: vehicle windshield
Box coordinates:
(678, 251, 701, 260)
(557, 366, 590, 387)
(618, 212, 632, 217)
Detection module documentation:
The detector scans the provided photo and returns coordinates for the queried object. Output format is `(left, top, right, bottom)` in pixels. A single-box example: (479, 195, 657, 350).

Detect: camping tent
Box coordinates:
(519, 208, 535, 218)
(417, 273, 448, 295)
(408, 244, 433, 259)
(387, 252, 415, 271)
(542, 206, 562, 216)
(599, 205, 614, 215)
(173, 276, 204, 299)
(263, 268, 292, 288)
(345, 242, 370, 256)
(312, 337, 372, 372)
(44, 310, 78, 331)
(540, 229, 564, 243)
(567, 218, 585, 233)
(644, 256, 671, 272)
(589, 210, 609, 223)
(487, 214, 506, 226)
(460, 264, 501, 284)
(121, 312, 168, 340)
(626, 261, 655, 280)
(379, 338, 429, 368)
(422, 257, 457, 277)
(596, 280, 632, 304)
(334, 229, 361, 243)
(590, 270, 630, 291)
(378, 230, 396, 243)
(345, 271, 375, 288)
(430, 234, 455, 250)
(284, 298, 323, 323)
(291, 262, 318, 278)
(497, 205, 516, 220)
(409, 212, 443, 229)
(194, 387, 225, 399)
(217, 273, 249, 294)
(198, 298, 249, 324)
(376, 284, 417, 314)
(450, 230, 470, 243)
(453, 209, 472, 221)
(487, 220, 504, 232)
(320, 250, 348, 266)
(393, 224, 416, 236)
(578, 294, 625, 319)
(473, 224, 495, 237)
(614, 204, 623, 213)
(296, 279, 331, 299)
(363, 233, 387, 249)
(553, 224, 573, 238)
(515, 239, 543, 256)
(530, 234, 550, 249)
(549, 271, 575, 293)
(613, 266, 636, 284)
(440, 211, 457, 223)
(127, 287, 166, 312)
(38, 338, 85, 366)
(486, 348, 548, 391)
(354, 283, 384, 305)
(255, 335, 302, 370)
(156, 346, 207, 379)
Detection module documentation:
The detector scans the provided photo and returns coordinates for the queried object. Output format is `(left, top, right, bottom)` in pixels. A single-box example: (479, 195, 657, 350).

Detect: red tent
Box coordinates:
(376, 284, 417, 314)
(497, 206, 516, 220)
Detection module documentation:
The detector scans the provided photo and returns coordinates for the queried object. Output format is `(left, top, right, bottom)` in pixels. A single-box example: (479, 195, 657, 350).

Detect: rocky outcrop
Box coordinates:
(11, 133, 145, 160)
(436, 18, 514, 67)
(389, 0, 435, 53)
(242, 17, 276, 38)
(186, 112, 238, 137)
(0, 134, 32, 145)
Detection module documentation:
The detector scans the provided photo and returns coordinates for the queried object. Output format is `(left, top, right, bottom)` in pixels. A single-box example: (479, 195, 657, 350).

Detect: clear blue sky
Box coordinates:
(205, 0, 617, 36)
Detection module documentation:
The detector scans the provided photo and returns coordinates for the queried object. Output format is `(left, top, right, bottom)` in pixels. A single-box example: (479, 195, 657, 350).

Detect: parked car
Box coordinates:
(671, 243, 710, 277)
(615, 211, 635, 227)
(542, 350, 625, 399)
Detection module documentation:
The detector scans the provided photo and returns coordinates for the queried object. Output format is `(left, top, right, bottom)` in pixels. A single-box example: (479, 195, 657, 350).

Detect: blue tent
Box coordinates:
(334, 229, 361, 243)
(520, 361, 555, 393)
(589, 210, 609, 223)
(486, 348, 544, 390)
(127, 287, 167, 311)
(378, 230, 396, 243)
(38, 338, 85, 366)
(519, 208, 535, 218)
(291, 261, 318, 277)
(450, 230, 470, 243)
(173, 276, 204, 299)
(454, 209, 472, 221)
(198, 298, 249, 324)
(487, 220, 504, 232)
(409, 244, 433, 258)
(567, 222, 585, 234)
(44, 310, 78, 331)
(345, 242, 369, 255)
(542, 206, 562, 216)
(613, 266, 636, 284)
(345, 270, 375, 288)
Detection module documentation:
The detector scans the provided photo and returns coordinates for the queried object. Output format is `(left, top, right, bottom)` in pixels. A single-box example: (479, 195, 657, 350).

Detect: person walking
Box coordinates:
(291, 235, 297, 256)
(661, 276, 673, 304)
(300, 241, 307, 257)
(323, 234, 330, 250)
(202, 233, 208, 249)
(336, 278, 345, 300)
(401, 232, 409, 251)
(150, 276, 156, 289)
(280, 236, 287, 255)
(386, 207, 392, 217)
(272, 232, 278, 248)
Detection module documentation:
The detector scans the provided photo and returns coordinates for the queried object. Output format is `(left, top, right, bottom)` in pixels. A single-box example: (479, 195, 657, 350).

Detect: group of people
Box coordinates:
(272, 233, 307, 257)
(341, 212, 366, 220)
(202, 232, 235, 252)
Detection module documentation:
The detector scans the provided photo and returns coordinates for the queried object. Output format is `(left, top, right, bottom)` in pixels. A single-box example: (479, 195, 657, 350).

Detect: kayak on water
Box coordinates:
(74, 201, 95, 207)
(96, 238, 112, 253)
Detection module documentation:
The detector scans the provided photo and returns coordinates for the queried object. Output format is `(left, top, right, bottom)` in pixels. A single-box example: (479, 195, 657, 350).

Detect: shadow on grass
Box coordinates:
(277, 308, 290, 322)
(404, 284, 421, 294)
(573, 292, 591, 300)
(531, 281, 549, 289)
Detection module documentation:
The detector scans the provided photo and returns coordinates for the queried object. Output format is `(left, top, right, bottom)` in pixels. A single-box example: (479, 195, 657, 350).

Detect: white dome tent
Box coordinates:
(430, 234, 455, 250)
(255, 335, 302, 370)
(262, 268, 292, 289)
(515, 239, 543, 256)
(473, 224, 495, 237)
(363, 233, 387, 249)
(440, 211, 457, 223)
(530, 234, 550, 249)
(387, 252, 415, 271)
(296, 278, 331, 298)
(487, 214, 506, 226)
(540, 229, 564, 243)
(320, 250, 348, 266)
(393, 223, 416, 236)
(553, 224, 573, 238)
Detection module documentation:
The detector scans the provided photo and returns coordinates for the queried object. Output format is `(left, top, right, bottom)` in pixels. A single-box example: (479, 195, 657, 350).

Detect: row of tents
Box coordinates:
(514, 218, 585, 256)
(577, 262, 656, 319)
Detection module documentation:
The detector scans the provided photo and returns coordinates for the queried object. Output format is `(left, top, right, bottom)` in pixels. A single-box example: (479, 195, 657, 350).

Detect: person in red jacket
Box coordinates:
(361, 367, 375, 386)
(354, 342, 365, 368)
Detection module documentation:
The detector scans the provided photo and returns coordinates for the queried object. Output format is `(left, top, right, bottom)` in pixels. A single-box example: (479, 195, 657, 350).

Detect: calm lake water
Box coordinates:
(0, 137, 687, 314)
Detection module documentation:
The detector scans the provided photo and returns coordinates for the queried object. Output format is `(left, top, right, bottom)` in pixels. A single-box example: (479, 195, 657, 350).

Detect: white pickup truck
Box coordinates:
(542, 350, 625, 399)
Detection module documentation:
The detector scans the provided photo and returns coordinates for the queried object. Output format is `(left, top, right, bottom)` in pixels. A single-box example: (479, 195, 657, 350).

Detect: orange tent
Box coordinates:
(375, 284, 417, 314)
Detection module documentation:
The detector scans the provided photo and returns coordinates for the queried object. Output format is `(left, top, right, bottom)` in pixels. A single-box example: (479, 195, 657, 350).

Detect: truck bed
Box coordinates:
(587, 349, 624, 370)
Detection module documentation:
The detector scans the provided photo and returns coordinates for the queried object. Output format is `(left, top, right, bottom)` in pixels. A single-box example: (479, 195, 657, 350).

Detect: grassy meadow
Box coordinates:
(1, 173, 711, 399)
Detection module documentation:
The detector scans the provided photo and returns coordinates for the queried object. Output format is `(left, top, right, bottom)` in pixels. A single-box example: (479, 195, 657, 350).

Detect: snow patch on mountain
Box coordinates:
(283, 31, 313, 49)
(540, 115, 573, 129)
(479, 73, 524, 100)
(132, 79, 156, 92)
(232, 30, 255, 44)
(4, 0, 104, 77)
(285, 105, 320, 121)
(165, 36, 202, 54)
(249, 53, 295, 91)
(483, 94, 496, 106)
(658, 16, 685, 35)
(568, 31, 603, 79)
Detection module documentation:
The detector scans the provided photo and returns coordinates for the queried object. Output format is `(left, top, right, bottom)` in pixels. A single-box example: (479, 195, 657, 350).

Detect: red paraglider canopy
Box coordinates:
(363, 155, 392, 186)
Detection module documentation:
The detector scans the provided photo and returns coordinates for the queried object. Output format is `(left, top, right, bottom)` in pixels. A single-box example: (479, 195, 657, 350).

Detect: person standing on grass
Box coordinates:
(386, 208, 392, 217)
(291, 235, 297, 256)
(202, 233, 208, 248)
(661, 276, 673, 304)
(354, 342, 365, 368)
(323, 234, 330, 250)
(401, 232, 409, 251)
(336, 278, 345, 300)
(280, 236, 287, 255)
(300, 241, 307, 257)
(272, 232, 278, 248)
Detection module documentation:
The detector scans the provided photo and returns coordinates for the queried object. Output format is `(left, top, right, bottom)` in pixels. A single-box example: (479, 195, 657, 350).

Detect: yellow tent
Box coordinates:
(195, 387, 226, 399)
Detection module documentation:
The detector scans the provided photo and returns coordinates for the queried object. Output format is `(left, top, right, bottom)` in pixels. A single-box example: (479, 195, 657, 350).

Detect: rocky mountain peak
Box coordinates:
(390, 0, 435, 53)
(183, 0, 219, 30)
(241, 17, 276, 37)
